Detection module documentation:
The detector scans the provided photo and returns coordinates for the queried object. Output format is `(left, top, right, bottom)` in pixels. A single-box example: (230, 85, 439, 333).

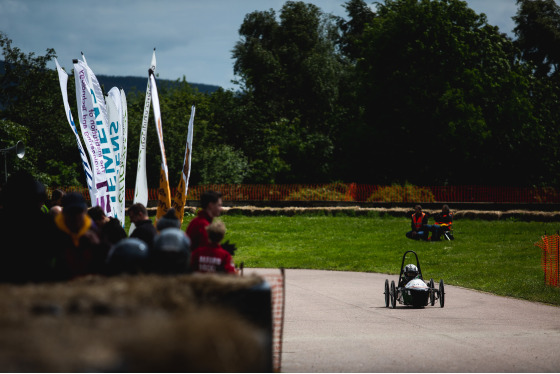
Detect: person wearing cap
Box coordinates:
(190, 220, 235, 274)
(185, 190, 223, 251)
(51, 192, 110, 280)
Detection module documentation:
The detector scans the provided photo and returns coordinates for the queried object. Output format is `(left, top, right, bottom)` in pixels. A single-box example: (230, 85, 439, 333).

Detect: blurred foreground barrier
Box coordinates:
(535, 233, 560, 287)
(0, 274, 276, 372)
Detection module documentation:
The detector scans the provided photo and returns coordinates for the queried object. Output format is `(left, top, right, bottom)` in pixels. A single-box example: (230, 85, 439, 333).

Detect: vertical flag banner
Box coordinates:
(54, 58, 96, 204)
(172, 105, 195, 225)
(118, 88, 128, 227)
(130, 49, 156, 234)
(73, 59, 112, 213)
(79, 56, 119, 219)
(149, 69, 171, 221)
(105, 89, 124, 224)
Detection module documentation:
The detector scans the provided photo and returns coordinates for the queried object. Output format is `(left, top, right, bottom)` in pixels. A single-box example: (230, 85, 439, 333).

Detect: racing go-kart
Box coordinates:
(384, 250, 445, 308)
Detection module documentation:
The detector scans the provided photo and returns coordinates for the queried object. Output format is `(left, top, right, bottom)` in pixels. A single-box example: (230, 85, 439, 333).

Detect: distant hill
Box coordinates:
(0, 60, 221, 94)
(96, 75, 221, 94)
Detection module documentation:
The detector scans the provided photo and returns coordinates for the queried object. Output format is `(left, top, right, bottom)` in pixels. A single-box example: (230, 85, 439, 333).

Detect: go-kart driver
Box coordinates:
(400, 264, 420, 287)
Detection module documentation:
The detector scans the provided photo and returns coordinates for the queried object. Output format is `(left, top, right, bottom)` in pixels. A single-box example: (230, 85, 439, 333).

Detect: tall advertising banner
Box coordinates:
(149, 69, 171, 221)
(172, 105, 195, 225)
(105, 88, 124, 224)
(73, 59, 112, 214)
(54, 58, 96, 204)
(78, 57, 119, 221)
(130, 49, 156, 234)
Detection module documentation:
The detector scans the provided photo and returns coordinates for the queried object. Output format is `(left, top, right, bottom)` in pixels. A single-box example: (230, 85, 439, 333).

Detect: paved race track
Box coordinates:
(248, 268, 560, 373)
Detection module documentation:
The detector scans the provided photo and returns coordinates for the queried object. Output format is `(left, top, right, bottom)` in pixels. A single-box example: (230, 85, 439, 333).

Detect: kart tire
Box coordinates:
(429, 278, 435, 306)
(439, 279, 445, 308)
(390, 280, 397, 309)
(384, 279, 390, 308)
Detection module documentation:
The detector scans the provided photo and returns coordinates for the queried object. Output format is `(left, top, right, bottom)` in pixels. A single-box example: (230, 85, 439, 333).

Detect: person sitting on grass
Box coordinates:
(190, 220, 236, 274)
(429, 204, 454, 241)
(405, 205, 431, 241)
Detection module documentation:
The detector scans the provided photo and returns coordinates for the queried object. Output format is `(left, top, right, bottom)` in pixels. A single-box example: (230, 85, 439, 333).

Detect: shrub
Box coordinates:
(284, 183, 353, 201)
(367, 184, 435, 202)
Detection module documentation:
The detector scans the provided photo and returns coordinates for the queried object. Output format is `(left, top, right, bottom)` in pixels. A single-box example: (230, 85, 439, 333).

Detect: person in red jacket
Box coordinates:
(185, 190, 223, 251)
(190, 220, 235, 274)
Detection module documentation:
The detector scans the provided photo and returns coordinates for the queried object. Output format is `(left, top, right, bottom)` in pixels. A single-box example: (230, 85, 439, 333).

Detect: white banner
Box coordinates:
(172, 105, 195, 224)
(130, 49, 156, 234)
(78, 58, 119, 219)
(73, 60, 112, 214)
(133, 49, 156, 207)
(54, 58, 96, 204)
(105, 90, 124, 224)
(82, 53, 108, 131)
(149, 70, 171, 220)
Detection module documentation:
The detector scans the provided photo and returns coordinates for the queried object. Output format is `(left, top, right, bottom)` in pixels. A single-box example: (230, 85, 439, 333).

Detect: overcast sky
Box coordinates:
(0, 0, 522, 90)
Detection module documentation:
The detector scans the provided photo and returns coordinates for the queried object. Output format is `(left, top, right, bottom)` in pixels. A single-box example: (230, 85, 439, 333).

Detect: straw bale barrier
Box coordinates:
(0, 273, 271, 372)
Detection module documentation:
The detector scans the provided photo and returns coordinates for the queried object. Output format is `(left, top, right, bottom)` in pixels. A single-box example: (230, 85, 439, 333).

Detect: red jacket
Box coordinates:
(186, 210, 213, 251)
(191, 243, 236, 274)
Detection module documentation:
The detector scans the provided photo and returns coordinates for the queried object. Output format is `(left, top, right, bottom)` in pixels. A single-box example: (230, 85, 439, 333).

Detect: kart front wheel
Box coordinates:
(384, 279, 390, 307)
(390, 280, 397, 309)
(439, 279, 445, 308)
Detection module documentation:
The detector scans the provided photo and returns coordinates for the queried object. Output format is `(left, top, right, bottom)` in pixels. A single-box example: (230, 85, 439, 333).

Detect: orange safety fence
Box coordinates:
(535, 234, 560, 288)
(50, 184, 560, 204)
(258, 269, 285, 373)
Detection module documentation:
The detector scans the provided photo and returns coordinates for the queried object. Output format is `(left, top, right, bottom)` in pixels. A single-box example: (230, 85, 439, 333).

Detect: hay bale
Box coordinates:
(0, 274, 271, 372)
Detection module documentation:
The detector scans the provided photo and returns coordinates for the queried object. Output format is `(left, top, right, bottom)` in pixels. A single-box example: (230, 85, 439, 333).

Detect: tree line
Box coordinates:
(1, 0, 559, 190)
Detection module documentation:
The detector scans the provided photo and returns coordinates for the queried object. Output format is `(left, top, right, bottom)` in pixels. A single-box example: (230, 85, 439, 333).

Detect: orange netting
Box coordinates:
(49, 184, 560, 204)
(535, 234, 560, 287)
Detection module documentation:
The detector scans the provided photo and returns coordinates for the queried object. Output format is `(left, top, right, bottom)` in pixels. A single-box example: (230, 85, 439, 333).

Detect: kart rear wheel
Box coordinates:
(429, 278, 435, 306)
(384, 279, 390, 307)
(390, 280, 397, 309)
(439, 279, 445, 308)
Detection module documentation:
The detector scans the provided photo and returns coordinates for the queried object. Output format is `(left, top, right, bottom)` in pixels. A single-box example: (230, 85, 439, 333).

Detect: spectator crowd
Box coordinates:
(0, 171, 237, 283)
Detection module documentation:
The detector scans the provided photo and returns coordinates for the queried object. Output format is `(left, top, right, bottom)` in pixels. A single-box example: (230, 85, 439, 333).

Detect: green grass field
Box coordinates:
(128, 213, 560, 306)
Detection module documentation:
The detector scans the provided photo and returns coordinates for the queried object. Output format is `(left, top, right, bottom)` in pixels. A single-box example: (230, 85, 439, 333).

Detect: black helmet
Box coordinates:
(404, 264, 419, 280)
(105, 238, 149, 276)
(151, 228, 191, 274)
(156, 208, 181, 231)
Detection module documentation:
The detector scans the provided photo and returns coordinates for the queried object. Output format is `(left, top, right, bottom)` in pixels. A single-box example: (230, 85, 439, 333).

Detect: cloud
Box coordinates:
(0, 0, 520, 90)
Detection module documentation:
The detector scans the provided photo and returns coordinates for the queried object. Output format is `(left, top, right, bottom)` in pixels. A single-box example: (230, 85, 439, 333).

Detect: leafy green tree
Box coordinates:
(232, 1, 346, 183)
(346, 0, 543, 185)
(196, 144, 249, 184)
(513, 0, 560, 78)
(0, 32, 82, 187)
(512, 0, 560, 185)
